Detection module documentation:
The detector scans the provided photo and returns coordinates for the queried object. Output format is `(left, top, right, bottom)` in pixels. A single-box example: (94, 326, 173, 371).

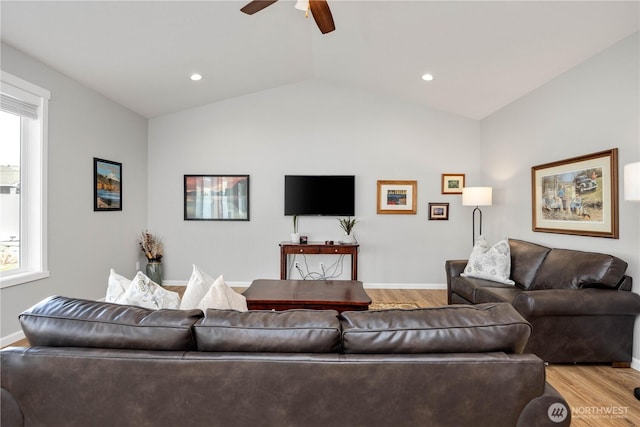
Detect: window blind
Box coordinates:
(1, 93, 38, 120)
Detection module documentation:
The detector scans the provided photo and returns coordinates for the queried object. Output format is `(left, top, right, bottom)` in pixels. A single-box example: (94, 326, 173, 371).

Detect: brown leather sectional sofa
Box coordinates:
(2, 296, 571, 427)
(446, 238, 640, 365)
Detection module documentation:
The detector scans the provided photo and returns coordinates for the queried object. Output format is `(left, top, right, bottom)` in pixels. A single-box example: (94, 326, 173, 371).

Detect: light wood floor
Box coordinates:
(6, 288, 639, 426)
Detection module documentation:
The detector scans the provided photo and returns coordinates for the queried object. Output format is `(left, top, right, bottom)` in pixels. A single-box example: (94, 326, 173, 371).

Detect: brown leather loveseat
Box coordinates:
(2, 295, 570, 427)
(446, 238, 640, 365)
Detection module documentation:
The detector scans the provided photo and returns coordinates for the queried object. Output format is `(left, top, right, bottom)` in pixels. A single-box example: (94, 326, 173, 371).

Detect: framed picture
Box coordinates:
(184, 175, 250, 221)
(441, 174, 465, 194)
(428, 203, 449, 220)
(532, 148, 618, 238)
(94, 158, 122, 211)
(377, 180, 417, 214)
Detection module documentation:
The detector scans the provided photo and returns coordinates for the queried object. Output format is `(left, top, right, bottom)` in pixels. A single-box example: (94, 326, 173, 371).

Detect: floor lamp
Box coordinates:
(625, 162, 640, 401)
(462, 187, 492, 246)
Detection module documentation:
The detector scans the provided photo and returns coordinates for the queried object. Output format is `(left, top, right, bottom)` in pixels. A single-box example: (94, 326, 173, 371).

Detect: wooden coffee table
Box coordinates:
(243, 279, 371, 313)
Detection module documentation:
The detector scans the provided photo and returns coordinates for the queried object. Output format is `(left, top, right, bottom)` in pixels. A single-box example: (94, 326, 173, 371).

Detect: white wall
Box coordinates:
(0, 44, 148, 339)
(148, 79, 481, 285)
(481, 33, 640, 365)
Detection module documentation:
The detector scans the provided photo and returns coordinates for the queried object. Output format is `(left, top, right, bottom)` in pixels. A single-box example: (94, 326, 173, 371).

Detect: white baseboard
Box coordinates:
(1, 330, 25, 348)
(631, 357, 640, 371)
(163, 279, 447, 290)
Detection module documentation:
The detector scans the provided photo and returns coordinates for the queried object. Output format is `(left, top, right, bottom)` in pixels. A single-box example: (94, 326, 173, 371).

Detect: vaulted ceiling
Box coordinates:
(2, 1, 638, 120)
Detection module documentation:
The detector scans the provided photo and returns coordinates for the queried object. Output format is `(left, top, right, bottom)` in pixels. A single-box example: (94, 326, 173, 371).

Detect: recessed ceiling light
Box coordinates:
(421, 73, 434, 82)
(190, 73, 202, 81)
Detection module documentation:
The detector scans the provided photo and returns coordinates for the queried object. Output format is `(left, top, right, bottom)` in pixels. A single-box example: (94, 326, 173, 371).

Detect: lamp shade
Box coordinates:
(462, 187, 492, 206)
(295, 0, 309, 11)
(624, 161, 640, 201)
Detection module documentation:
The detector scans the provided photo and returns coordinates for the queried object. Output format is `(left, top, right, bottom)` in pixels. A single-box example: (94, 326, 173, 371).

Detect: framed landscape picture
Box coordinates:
(441, 174, 465, 194)
(531, 148, 618, 238)
(428, 202, 449, 220)
(184, 175, 250, 221)
(94, 158, 122, 211)
(377, 180, 417, 214)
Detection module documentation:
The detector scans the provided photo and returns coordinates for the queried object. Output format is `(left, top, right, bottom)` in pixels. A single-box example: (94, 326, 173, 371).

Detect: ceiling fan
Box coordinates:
(241, 0, 336, 34)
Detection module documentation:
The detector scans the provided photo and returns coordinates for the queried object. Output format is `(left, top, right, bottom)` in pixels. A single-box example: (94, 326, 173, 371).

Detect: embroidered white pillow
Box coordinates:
(116, 271, 181, 310)
(180, 265, 214, 310)
(105, 269, 132, 303)
(461, 237, 515, 285)
(197, 274, 248, 312)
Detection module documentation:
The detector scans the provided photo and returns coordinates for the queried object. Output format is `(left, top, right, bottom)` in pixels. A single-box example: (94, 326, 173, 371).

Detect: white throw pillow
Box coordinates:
(116, 271, 181, 310)
(197, 274, 248, 312)
(461, 237, 515, 285)
(180, 264, 215, 310)
(105, 269, 132, 303)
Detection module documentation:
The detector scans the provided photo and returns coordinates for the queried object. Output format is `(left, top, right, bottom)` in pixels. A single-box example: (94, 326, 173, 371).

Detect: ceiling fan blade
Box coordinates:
(241, 0, 278, 15)
(309, 0, 335, 34)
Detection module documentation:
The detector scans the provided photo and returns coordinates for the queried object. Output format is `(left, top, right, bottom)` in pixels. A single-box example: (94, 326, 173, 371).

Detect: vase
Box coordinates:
(146, 261, 163, 285)
(291, 233, 300, 243)
(343, 233, 357, 244)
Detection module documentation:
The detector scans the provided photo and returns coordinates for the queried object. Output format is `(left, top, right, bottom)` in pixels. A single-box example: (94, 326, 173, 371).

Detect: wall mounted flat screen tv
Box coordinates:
(284, 175, 355, 216)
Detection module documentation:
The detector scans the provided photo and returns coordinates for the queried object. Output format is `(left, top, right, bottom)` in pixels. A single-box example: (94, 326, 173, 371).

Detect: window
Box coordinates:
(0, 71, 50, 288)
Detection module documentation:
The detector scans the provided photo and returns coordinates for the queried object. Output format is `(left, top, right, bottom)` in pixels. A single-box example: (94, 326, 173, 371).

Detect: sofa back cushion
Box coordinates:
(19, 296, 203, 351)
(340, 303, 531, 354)
(530, 249, 628, 290)
(194, 309, 341, 353)
(508, 239, 551, 289)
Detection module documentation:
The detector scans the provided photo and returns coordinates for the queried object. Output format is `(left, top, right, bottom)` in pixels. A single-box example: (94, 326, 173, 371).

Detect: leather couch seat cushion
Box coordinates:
(530, 249, 628, 290)
(340, 303, 531, 354)
(474, 287, 523, 305)
(451, 276, 514, 303)
(19, 296, 203, 351)
(194, 309, 341, 353)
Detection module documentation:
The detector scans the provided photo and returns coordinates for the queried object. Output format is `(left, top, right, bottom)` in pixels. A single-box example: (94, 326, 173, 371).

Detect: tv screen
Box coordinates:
(284, 175, 355, 216)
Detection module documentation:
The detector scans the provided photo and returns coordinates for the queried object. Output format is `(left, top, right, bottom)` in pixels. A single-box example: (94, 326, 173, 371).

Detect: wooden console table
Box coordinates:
(279, 242, 359, 280)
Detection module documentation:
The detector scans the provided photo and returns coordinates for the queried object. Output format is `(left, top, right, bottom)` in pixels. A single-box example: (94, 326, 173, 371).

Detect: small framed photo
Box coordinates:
(94, 158, 122, 211)
(184, 175, 250, 221)
(377, 180, 417, 214)
(441, 174, 465, 194)
(428, 202, 449, 220)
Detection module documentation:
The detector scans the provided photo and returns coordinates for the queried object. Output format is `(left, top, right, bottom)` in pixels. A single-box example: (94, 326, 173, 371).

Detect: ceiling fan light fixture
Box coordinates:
(294, 0, 309, 12)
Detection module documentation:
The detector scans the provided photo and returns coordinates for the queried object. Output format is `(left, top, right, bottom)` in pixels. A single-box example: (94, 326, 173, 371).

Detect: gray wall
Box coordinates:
(0, 44, 148, 340)
(147, 79, 481, 285)
(481, 33, 640, 367)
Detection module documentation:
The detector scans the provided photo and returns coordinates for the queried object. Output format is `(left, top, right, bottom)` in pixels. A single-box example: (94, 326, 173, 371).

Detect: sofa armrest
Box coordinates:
(516, 382, 571, 427)
(512, 289, 640, 317)
(445, 260, 467, 304)
(2, 388, 24, 427)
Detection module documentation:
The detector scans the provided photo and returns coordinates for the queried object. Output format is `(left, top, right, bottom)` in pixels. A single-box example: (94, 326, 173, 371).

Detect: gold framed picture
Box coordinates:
(531, 149, 618, 238)
(377, 180, 417, 214)
(441, 174, 465, 195)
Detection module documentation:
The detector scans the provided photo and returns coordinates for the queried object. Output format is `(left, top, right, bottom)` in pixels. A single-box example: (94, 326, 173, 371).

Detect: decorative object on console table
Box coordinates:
(377, 180, 417, 214)
(441, 174, 465, 195)
(138, 230, 163, 285)
(428, 203, 449, 220)
(462, 187, 492, 246)
(531, 148, 618, 238)
(291, 215, 300, 243)
(338, 217, 358, 243)
(93, 158, 122, 211)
